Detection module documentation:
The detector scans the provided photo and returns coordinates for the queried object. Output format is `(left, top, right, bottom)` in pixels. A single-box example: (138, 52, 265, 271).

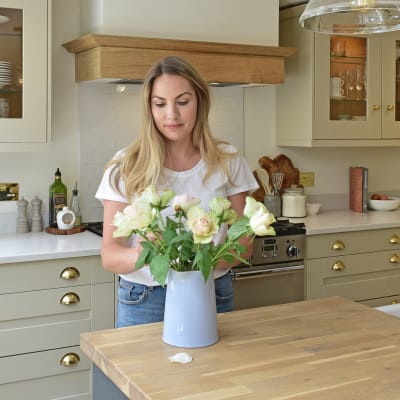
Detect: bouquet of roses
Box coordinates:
(112, 186, 276, 285)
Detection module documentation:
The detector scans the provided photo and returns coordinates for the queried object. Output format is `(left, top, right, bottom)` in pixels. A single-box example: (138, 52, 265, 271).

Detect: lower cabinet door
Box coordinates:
(0, 346, 90, 386)
(0, 369, 90, 400)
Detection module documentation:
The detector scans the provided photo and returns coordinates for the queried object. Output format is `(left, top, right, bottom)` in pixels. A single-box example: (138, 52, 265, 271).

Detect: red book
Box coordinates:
(349, 167, 368, 213)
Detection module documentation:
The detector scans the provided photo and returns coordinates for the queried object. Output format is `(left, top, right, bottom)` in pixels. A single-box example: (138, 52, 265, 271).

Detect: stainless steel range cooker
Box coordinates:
(230, 219, 306, 310)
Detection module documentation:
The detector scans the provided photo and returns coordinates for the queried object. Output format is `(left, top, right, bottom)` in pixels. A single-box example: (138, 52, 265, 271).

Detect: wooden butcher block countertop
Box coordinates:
(80, 297, 400, 399)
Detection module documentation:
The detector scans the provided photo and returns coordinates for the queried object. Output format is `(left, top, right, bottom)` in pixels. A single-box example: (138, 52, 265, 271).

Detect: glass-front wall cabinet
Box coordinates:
(0, 0, 49, 149)
(329, 36, 367, 122)
(0, 6, 22, 119)
(314, 32, 400, 141)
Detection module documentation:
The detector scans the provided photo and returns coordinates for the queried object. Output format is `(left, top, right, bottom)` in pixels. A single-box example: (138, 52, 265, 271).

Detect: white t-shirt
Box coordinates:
(95, 144, 259, 286)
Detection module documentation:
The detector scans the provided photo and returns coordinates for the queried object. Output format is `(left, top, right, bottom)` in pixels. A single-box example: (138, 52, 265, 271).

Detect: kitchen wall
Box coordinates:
(1, 0, 400, 233)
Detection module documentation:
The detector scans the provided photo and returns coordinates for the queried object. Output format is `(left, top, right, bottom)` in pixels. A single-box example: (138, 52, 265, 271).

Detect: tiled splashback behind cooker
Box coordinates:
(79, 83, 244, 223)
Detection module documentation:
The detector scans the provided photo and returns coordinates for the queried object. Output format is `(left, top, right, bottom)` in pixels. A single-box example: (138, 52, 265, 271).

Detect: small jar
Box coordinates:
(57, 206, 75, 230)
(282, 185, 306, 218)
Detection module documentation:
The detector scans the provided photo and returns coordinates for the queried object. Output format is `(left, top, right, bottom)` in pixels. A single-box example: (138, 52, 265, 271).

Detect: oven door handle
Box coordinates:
(230, 264, 304, 280)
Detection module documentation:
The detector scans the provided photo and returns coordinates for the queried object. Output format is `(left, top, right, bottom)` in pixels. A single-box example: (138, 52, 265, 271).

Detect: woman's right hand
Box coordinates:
(101, 199, 145, 274)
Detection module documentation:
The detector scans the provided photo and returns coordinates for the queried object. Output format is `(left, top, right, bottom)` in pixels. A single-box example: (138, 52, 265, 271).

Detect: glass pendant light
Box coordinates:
(299, 0, 400, 34)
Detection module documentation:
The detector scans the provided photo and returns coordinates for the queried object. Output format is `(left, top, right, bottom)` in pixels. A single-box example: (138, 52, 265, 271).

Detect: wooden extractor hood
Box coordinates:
(62, 34, 296, 85)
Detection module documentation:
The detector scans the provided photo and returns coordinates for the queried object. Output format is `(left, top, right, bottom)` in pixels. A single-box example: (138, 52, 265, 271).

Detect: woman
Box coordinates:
(96, 56, 258, 327)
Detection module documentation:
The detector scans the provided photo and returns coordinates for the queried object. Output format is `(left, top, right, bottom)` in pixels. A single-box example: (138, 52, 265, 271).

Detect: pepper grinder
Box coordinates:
(31, 196, 43, 232)
(16, 197, 29, 233)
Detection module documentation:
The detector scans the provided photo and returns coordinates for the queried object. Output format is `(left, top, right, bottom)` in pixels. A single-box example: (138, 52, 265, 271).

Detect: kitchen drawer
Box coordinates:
(0, 285, 90, 322)
(306, 228, 400, 259)
(362, 294, 400, 308)
(0, 370, 90, 400)
(0, 318, 91, 357)
(0, 255, 113, 295)
(0, 257, 92, 294)
(306, 250, 400, 301)
(0, 346, 90, 385)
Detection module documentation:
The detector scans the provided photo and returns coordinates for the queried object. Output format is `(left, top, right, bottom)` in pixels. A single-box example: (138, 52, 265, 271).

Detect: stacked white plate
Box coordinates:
(0, 61, 12, 89)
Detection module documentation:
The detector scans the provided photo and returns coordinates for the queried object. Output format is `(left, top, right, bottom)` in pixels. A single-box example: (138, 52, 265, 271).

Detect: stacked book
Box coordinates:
(349, 166, 368, 213)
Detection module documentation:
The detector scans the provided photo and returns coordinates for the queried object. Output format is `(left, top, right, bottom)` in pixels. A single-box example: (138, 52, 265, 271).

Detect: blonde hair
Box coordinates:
(107, 56, 237, 201)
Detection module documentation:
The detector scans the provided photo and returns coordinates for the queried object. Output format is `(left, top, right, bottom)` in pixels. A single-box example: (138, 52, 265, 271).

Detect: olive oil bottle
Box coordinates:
(49, 168, 67, 227)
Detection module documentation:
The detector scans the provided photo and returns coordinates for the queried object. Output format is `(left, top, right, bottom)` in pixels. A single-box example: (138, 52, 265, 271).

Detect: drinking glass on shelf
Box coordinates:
(355, 65, 365, 101)
(346, 69, 355, 100)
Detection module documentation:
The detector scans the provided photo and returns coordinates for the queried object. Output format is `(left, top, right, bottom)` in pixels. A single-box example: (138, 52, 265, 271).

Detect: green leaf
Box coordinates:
(227, 218, 249, 241)
(169, 231, 192, 245)
(194, 248, 213, 282)
(149, 253, 170, 285)
(136, 245, 152, 269)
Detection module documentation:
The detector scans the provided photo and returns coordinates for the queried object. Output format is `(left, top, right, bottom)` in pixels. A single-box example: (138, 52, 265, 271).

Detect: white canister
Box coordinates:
(57, 206, 75, 230)
(282, 185, 306, 218)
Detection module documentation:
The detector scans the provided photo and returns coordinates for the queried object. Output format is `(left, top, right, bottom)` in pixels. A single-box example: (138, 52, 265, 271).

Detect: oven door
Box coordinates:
(230, 263, 304, 310)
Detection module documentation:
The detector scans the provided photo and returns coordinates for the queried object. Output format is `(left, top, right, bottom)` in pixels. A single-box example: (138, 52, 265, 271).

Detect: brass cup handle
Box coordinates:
(372, 104, 380, 111)
(60, 292, 80, 305)
(332, 260, 345, 271)
(60, 352, 80, 366)
(389, 234, 400, 244)
(387, 104, 394, 111)
(389, 254, 400, 264)
(332, 240, 346, 251)
(60, 267, 80, 280)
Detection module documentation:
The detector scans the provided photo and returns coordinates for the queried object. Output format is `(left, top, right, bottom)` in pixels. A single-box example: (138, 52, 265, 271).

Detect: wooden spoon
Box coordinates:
(255, 168, 271, 195)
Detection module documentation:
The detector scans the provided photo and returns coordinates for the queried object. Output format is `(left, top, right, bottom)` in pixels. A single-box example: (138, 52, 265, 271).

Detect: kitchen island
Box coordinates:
(81, 296, 400, 399)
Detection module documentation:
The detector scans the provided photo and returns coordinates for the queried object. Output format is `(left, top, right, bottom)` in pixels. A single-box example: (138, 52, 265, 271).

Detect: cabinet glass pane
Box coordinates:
(396, 41, 400, 122)
(0, 7, 22, 119)
(330, 36, 367, 122)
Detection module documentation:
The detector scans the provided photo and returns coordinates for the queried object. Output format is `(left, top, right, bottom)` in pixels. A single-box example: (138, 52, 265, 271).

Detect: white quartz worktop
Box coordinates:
(0, 230, 101, 264)
(2, 210, 400, 263)
(300, 209, 400, 235)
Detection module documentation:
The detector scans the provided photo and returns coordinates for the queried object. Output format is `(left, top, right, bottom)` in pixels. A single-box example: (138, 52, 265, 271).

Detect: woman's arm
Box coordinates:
(215, 191, 254, 270)
(101, 199, 143, 274)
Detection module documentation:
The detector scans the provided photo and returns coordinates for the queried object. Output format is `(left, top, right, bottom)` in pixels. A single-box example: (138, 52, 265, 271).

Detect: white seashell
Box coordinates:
(168, 352, 193, 364)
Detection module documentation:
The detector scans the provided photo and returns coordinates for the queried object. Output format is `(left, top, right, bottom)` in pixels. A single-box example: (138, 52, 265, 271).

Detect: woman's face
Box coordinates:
(150, 73, 198, 144)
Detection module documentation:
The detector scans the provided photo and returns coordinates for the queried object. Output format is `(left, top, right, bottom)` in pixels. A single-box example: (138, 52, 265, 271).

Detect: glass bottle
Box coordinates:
(49, 168, 67, 227)
(70, 181, 82, 227)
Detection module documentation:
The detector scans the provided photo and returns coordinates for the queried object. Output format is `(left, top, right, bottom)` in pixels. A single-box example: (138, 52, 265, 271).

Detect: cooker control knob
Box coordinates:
(287, 244, 300, 257)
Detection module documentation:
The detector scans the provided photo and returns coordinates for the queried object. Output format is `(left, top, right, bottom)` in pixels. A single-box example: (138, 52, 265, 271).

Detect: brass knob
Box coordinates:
(332, 260, 345, 271)
(391, 300, 398, 304)
(60, 267, 80, 280)
(389, 254, 400, 264)
(332, 240, 345, 251)
(372, 104, 380, 110)
(60, 292, 80, 305)
(60, 352, 80, 366)
(389, 235, 400, 244)
(387, 104, 394, 111)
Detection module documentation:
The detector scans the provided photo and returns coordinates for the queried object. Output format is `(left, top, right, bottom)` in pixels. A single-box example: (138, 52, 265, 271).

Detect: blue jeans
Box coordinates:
(116, 272, 234, 328)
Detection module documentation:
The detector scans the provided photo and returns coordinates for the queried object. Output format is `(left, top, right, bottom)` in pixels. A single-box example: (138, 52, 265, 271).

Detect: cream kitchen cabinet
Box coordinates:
(0, 255, 115, 400)
(277, 5, 400, 147)
(306, 228, 400, 307)
(0, 0, 50, 151)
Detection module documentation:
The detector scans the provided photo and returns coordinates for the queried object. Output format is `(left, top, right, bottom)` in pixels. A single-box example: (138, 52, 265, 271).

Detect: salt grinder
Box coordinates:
(16, 197, 29, 233)
(31, 196, 43, 232)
